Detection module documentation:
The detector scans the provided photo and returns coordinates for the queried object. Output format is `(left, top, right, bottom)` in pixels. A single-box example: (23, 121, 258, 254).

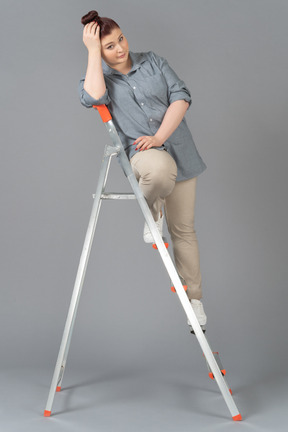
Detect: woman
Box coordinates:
(79, 11, 207, 332)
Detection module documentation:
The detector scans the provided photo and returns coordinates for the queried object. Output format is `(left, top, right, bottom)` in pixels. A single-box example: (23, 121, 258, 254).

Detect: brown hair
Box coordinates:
(81, 10, 120, 38)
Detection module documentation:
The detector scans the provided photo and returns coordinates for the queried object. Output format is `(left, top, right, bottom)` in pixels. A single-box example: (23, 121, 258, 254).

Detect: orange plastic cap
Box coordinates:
(153, 242, 169, 250)
(171, 285, 188, 293)
(44, 410, 51, 417)
(93, 104, 112, 123)
(209, 372, 214, 380)
(56, 386, 61, 392)
(233, 414, 242, 421)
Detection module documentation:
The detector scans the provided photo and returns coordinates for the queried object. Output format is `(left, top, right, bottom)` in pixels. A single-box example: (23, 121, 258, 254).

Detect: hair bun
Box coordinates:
(81, 10, 102, 25)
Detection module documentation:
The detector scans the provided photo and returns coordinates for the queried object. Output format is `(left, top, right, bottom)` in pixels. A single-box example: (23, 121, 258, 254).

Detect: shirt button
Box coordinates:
(149, 118, 153, 122)
(133, 86, 136, 90)
(141, 102, 144, 106)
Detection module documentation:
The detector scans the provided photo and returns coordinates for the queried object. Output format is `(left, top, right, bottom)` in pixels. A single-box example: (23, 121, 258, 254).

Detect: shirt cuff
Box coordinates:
(80, 87, 110, 108)
(169, 92, 192, 108)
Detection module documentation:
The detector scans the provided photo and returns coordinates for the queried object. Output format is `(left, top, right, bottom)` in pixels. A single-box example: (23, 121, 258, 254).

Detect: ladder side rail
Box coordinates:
(104, 118, 241, 420)
(59, 149, 116, 383)
(119, 148, 240, 419)
(44, 147, 114, 415)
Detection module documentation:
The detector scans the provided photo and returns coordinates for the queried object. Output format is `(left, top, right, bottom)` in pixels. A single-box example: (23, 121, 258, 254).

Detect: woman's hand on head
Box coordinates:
(133, 135, 163, 151)
(83, 22, 101, 52)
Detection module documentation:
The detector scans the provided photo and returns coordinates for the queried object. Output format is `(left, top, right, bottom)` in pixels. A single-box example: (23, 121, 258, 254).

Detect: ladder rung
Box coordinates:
(97, 193, 136, 200)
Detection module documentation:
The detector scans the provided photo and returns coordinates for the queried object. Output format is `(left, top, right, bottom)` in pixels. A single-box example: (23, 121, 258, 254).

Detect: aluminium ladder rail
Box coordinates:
(43, 104, 242, 421)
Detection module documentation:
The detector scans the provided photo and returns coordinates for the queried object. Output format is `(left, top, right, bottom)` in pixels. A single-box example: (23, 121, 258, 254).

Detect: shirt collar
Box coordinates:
(102, 52, 147, 76)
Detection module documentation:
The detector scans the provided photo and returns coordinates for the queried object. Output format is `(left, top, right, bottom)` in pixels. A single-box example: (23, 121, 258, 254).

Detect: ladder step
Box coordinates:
(99, 193, 136, 200)
(205, 352, 226, 378)
(171, 285, 187, 293)
(204, 352, 232, 394)
(152, 237, 169, 249)
(171, 275, 187, 292)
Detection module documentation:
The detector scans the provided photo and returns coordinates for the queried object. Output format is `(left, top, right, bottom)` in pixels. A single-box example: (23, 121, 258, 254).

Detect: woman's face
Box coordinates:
(101, 27, 130, 70)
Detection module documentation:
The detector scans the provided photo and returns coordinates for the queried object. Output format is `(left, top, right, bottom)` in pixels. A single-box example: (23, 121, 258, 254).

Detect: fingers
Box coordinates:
(86, 21, 97, 34)
(83, 21, 100, 37)
(92, 22, 100, 36)
(134, 136, 163, 151)
(134, 136, 144, 151)
(83, 21, 101, 49)
(134, 136, 152, 151)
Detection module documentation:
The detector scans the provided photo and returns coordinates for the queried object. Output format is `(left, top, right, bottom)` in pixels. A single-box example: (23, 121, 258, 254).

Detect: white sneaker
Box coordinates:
(143, 214, 164, 243)
(187, 299, 207, 332)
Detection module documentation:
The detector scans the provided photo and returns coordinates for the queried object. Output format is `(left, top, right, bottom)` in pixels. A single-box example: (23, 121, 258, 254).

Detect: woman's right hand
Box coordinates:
(83, 22, 101, 53)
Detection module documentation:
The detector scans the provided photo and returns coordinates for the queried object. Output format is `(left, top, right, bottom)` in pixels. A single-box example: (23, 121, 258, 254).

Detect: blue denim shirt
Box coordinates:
(79, 51, 206, 181)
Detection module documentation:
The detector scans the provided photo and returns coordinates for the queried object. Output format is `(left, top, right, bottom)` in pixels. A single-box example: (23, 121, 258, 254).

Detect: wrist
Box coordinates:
(154, 133, 165, 146)
(87, 48, 102, 58)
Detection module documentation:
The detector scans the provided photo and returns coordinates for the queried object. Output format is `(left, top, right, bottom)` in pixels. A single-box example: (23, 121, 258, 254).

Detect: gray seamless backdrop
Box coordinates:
(1, 0, 288, 430)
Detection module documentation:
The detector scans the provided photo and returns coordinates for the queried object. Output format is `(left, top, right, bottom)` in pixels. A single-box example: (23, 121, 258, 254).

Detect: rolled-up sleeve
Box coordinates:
(151, 53, 192, 108)
(78, 77, 111, 108)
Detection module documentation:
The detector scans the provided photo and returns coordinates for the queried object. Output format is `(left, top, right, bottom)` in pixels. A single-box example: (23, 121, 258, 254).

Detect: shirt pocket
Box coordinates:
(139, 72, 169, 105)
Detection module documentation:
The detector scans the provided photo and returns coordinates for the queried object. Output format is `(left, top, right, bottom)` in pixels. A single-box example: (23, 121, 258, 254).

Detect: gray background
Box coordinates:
(1, 0, 287, 431)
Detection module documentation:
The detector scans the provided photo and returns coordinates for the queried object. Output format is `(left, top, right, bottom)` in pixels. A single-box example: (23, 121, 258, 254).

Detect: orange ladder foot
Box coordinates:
(44, 410, 51, 417)
(233, 414, 242, 421)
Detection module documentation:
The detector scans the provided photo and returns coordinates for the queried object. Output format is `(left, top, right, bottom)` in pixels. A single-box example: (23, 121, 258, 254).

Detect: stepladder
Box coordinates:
(43, 104, 242, 421)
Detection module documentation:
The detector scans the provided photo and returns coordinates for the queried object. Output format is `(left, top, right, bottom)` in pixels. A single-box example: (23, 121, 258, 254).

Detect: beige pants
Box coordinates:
(131, 149, 202, 300)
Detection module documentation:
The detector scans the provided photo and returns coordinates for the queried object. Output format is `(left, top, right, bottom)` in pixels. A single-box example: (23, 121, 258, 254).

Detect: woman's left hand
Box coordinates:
(133, 135, 163, 151)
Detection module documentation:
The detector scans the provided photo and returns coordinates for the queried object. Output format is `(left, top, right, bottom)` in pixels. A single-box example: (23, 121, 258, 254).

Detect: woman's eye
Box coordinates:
(119, 36, 124, 41)
(107, 45, 113, 49)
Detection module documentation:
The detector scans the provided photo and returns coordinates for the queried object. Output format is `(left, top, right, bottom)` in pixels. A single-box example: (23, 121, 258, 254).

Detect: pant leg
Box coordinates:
(164, 177, 202, 300)
(130, 149, 177, 221)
